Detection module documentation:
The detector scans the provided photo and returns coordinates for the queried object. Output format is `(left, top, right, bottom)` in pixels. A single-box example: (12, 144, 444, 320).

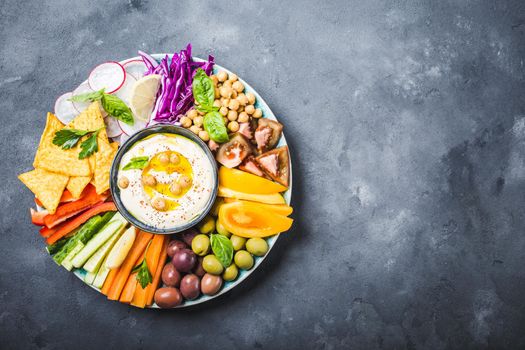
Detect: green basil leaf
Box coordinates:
(101, 94, 134, 126)
(135, 259, 152, 289)
(69, 89, 105, 102)
(122, 156, 149, 170)
(52, 129, 90, 149)
(203, 111, 229, 143)
(210, 234, 234, 268)
(192, 68, 215, 108)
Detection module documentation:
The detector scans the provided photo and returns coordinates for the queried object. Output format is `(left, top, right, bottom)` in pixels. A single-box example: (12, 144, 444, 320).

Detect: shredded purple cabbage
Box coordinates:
(138, 44, 214, 123)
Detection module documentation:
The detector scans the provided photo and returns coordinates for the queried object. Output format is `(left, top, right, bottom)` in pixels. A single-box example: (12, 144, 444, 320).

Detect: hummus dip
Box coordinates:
(117, 133, 215, 229)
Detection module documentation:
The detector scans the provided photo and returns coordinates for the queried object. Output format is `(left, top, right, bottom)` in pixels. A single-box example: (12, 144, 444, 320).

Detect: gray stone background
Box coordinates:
(1, 0, 525, 349)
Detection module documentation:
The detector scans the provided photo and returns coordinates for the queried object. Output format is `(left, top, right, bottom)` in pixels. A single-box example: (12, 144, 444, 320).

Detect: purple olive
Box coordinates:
(193, 256, 206, 277)
(154, 287, 182, 308)
(167, 240, 187, 258)
(162, 263, 181, 287)
(181, 228, 199, 246)
(180, 274, 200, 300)
(172, 248, 197, 273)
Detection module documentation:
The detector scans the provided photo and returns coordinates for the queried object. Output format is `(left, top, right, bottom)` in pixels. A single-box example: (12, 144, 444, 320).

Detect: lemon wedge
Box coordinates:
(105, 226, 137, 269)
(129, 74, 161, 121)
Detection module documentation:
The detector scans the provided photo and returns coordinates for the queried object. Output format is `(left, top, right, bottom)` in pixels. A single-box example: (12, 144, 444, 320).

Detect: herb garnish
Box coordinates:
(192, 69, 229, 143)
(132, 241, 152, 288)
(122, 156, 149, 170)
(70, 89, 134, 125)
(53, 128, 102, 159)
(210, 234, 234, 268)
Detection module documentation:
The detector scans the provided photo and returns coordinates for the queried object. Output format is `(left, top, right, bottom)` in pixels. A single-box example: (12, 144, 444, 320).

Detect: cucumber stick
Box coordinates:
(62, 242, 84, 271)
(72, 214, 127, 269)
(84, 270, 98, 284)
(83, 225, 125, 273)
(93, 257, 111, 289)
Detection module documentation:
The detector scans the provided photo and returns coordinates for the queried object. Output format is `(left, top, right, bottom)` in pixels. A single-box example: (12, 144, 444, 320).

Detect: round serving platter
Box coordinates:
(48, 54, 294, 308)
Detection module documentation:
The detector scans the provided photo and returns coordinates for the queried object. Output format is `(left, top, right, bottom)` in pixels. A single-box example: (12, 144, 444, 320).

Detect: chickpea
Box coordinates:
(187, 109, 198, 120)
(237, 105, 244, 113)
(193, 116, 204, 127)
(219, 106, 229, 116)
(245, 104, 255, 115)
(189, 125, 201, 134)
(210, 75, 218, 85)
(198, 130, 210, 141)
(223, 80, 233, 88)
(228, 99, 240, 111)
(228, 121, 239, 132)
(217, 71, 228, 82)
(227, 110, 238, 121)
(237, 94, 248, 106)
(170, 153, 180, 164)
(232, 81, 244, 92)
(158, 153, 170, 164)
(118, 176, 129, 189)
(231, 90, 238, 99)
(180, 116, 192, 128)
(214, 87, 220, 98)
(219, 86, 233, 98)
(221, 98, 230, 108)
(142, 174, 157, 187)
(170, 181, 182, 195)
(179, 175, 192, 189)
(229, 73, 238, 82)
(253, 108, 263, 119)
(238, 112, 249, 123)
(213, 100, 221, 108)
(151, 197, 167, 211)
(197, 109, 205, 116)
(223, 117, 229, 124)
(246, 92, 256, 105)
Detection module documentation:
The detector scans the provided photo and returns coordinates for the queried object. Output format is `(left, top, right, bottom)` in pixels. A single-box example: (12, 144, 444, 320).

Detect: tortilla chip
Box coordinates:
(67, 101, 105, 130)
(66, 176, 91, 198)
(18, 169, 69, 214)
(33, 113, 91, 177)
(93, 128, 117, 194)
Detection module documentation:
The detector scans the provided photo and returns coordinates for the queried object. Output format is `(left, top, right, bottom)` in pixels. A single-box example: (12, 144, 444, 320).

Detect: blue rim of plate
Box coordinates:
(72, 54, 293, 308)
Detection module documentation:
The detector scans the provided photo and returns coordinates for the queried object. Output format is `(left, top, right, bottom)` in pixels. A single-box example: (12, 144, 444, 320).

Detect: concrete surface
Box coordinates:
(1, 0, 525, 349)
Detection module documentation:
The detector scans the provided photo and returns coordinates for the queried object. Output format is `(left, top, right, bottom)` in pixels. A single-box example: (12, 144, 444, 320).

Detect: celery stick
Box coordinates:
(84, 270, 98, 284)
(62, 242, 84, 271)
(93, 258, 111, 289)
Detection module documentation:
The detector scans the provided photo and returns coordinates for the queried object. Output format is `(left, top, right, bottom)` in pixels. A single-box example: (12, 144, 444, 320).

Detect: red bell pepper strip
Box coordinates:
(30, 208, 48, 226)
(45, 202, 117, 245)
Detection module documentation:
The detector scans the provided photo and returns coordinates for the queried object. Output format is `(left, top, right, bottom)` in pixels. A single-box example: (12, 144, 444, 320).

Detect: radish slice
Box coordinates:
(71, 82, 94, 113)
(118, 118, 147, 137)
(88, 61, 126, 94)
(104, 116, 123, 138)
(123, 60, 147, 80)
(113, 73, 137, 104)
(54, 92, 78, 125)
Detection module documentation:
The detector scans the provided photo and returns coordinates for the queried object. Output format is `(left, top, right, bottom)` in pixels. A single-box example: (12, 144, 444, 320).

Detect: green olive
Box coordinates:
(222, 264, 238, 281)
(230, 235, 246, 251)
(246, 238, 268, 256)
(216, 220, 231, 237)
(202, 254, 224, 275)
(198, 216, 215, 234)
(234, 250, 254, 270)
(191, 234, 210, 256)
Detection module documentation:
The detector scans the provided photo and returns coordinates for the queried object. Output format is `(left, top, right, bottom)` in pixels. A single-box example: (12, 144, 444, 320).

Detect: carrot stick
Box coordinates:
(131, 234, 166, 308)
(119, 250, 147, 303)
(145, 237, 170, 306)
(119, 273, 138, 303)
(45, 202, 116, 245)
(101, 268, 119, 296)
(43, 185, 106, 228)
(107, 231, 153, 301)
